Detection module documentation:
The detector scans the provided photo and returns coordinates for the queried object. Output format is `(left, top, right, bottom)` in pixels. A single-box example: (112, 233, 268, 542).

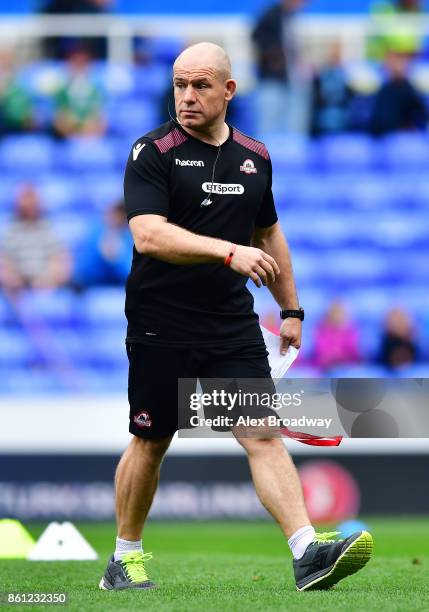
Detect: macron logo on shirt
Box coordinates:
(175, 158, 205, 167)
(133, 142, 146, 161)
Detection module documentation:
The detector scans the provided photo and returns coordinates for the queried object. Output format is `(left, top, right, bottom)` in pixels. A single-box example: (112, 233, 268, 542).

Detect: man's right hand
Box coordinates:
(229, 245, 280, 287)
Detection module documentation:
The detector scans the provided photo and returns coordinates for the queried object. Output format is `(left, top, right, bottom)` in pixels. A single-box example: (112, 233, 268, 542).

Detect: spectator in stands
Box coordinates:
(252, 0, 309, 134)
(40, 0, 112, 58)
(371, 50, 428, 135)
(310, 42, 353, 137)
(41, 0, 112, 12)
(0, 185, 71, 292)
(0, 49, 35, 135)
(73, 200, 133, 288)
(380, 307, 417, 369)
(313, 302, 361, 371)
(53, 47, 105, 138)
(369, 0, 423, 60)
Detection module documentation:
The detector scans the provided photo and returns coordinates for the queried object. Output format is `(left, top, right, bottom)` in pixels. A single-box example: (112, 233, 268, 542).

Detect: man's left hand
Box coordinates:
(279, 318, 302, 355)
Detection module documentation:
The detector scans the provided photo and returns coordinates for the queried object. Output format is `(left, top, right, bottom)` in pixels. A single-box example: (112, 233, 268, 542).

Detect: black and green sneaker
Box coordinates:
(99, 551, 156, 590)
(294, 530, 373, 591)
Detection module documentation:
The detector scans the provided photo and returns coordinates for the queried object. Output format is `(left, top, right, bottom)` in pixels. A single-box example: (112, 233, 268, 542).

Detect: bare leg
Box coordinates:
(115, 435, 173, 541)
(235, 435, 310, 538)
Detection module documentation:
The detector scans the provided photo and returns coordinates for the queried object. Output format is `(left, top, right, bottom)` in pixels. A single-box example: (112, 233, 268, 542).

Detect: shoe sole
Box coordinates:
(297, 530, 373, 592)
(99, 577, 157, 591)
(99, 578, 110, 591)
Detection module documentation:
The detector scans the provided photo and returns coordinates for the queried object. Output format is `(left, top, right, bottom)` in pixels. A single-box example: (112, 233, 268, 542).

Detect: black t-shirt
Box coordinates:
(123, 120, 278, 347)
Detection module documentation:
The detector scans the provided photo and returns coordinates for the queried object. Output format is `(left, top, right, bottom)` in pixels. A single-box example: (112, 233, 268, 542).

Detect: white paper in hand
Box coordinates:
(261, 325, 299, 378)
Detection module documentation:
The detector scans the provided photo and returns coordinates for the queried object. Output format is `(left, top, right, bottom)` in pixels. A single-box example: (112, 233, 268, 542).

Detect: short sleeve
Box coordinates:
(255, 157, 278, 228)
(124, 139, 170, 221)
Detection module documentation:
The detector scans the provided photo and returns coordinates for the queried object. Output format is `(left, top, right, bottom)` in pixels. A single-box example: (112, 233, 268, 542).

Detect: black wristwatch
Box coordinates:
(280, 307, 304, 321)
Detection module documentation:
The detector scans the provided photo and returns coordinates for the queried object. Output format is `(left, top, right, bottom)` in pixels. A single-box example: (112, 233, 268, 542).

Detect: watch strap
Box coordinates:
(280, 308, 304, 321)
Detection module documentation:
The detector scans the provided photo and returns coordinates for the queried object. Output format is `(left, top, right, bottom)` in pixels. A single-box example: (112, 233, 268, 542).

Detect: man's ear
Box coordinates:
(225, 79, 237, 102)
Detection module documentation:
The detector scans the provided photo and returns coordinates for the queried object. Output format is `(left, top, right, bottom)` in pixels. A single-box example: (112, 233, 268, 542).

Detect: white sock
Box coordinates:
(288, 525, 316, 560)
(114, 537, 143, 561)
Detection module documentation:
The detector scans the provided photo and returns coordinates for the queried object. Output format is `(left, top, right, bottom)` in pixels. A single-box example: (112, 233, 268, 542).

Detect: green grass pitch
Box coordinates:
(1, 518, 429, 611)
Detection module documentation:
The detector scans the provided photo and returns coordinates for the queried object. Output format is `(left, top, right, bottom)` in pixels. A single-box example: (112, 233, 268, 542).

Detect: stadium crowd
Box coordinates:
(1, 0, 429, 387)
(252, 0, 429, 136)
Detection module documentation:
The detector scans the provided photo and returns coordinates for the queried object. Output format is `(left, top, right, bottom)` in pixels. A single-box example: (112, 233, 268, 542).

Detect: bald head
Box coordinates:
(172, 42, 236, 136)
(174, 42, 231, 81)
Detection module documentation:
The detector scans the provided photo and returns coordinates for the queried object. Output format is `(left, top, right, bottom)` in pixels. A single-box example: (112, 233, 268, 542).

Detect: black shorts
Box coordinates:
(127, 341, 276, 439)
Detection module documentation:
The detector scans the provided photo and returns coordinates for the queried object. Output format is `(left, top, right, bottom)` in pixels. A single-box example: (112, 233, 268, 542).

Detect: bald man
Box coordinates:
(99, 42, 373, 592)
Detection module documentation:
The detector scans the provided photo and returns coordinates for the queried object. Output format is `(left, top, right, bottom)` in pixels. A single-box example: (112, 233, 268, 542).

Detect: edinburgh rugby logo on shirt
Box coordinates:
(240, 159, 257, 174)
(202, 182, 244, 195)
(134, 411, 152, 428)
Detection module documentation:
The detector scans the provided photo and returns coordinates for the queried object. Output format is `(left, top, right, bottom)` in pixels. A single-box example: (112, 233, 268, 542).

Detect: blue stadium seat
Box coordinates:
(0, 213, 10, 246)
(33, 98, 56, 129)
(60, 329, 127, 376)
(343, 289, 391, 322)
(318, 249, 390, 286)
(0, 293, 7, 324)
(412, 177, 429, 209)
(92, 62, 135, 97)
(58, 329, 86, 362)
(315, 134, 377, 170)
(137, 37, 185, 64)
(133, 64, 170, 97)
(396, 285, 429, 318)
(347, 94, 376, 132)
(0, 330, 36, 365)
(365, 215, 429, 248)
(18, 289, 77, 326)
(382, 133, 429, 170)
(394, 364, 429, 377)
(282, 213, 363, 248)
(327, 364, 389, 377)
(107, 97, 159, 138)
(298, 322, 317, 361)
(17, 61, 66, 98)
(0, 135, 54, 173)
(0, 367, 65, 393)
(80, 173, 123, 211)
(295, 289, 330, 321)
(347, 172, 429, 211)
(37, 174, 83, 213)
(391, 251, 429, 283)
(409, 60, 429, 93)
(76, 366, 128, 391)
(347, 173, 399, 210)
(59, 137, 117, 172)
(264, 135, 311, 171)
(292, 251, 323, 284)
(52, 214, 96, 249)
(228, 95, 254, 134)
(0, 291, 15, 326)
(80, 288, 126, 326)
(84, 329, 128, 368)
(356, 320, 384, 359)
(277, 172, 352, 211)
(0, 177, 18, 211)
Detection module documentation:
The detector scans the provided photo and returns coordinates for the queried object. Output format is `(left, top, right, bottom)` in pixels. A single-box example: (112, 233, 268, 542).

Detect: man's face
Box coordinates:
(173, 64, 233, 129)
(16, 187, 40, 221)
(282, 0, 306, 11)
